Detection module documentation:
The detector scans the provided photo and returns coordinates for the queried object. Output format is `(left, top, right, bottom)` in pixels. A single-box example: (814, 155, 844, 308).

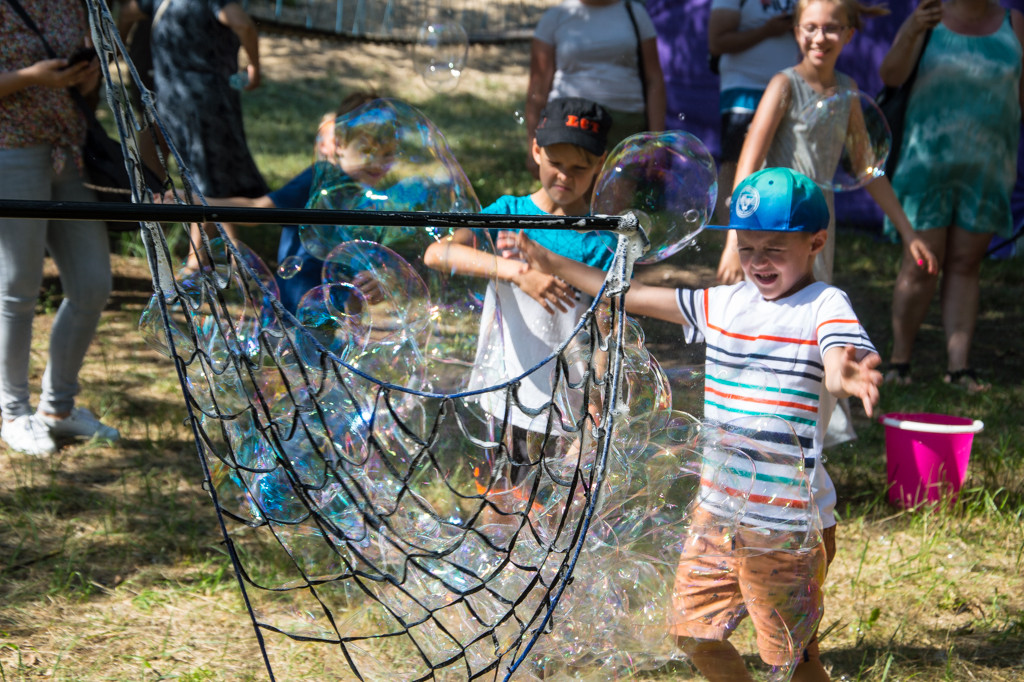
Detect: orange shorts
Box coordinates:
(669, 510, 836, 666)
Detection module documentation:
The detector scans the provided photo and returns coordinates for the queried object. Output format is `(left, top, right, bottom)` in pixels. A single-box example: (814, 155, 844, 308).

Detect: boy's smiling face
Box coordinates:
(736, 229, 826, 300)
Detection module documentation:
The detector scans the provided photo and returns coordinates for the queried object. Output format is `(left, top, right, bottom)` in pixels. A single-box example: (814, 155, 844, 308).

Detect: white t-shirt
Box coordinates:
(534, 0, 658, 113)
(466, 196, 614, 433)
(676, 280, 876, 530)
(711, 0, 799, 93)
(468, 279, 592, 432)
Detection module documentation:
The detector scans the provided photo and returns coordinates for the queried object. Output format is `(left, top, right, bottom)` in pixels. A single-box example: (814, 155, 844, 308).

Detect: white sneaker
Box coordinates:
(38, 407, 120, 443)
(2, 414, 58, 455)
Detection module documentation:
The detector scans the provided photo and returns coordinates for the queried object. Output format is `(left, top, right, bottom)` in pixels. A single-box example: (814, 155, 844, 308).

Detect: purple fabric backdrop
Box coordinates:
(647, 0, 1024, 245)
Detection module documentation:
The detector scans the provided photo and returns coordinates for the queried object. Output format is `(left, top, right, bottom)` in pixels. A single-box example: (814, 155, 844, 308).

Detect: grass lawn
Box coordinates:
(3, 35, 1023, 682)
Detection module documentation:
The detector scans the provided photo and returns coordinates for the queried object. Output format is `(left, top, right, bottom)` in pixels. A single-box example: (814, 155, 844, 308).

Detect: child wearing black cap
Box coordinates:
(423, 96, 615, 495)
(515, 168, 882, 681)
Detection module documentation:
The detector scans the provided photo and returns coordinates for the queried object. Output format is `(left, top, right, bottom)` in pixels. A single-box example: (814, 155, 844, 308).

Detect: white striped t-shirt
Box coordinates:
(676, 281, 876, 530)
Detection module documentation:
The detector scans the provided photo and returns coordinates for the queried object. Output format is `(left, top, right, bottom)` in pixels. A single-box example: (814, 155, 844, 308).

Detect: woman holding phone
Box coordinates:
(880, 0, 1024, 392)
(0, 0, 121, 454)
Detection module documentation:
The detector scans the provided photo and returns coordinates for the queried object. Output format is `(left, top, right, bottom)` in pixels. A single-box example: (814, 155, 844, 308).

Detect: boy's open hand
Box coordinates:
(835, 346, 882, 417)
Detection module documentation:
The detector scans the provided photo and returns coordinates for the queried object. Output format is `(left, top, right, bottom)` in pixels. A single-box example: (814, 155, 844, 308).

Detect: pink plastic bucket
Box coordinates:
(879, 413, 984, 508)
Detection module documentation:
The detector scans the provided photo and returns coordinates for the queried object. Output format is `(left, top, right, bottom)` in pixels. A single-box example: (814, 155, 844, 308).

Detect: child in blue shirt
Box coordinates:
(201, 91, 381, 312)
(424, 97, 616, 488)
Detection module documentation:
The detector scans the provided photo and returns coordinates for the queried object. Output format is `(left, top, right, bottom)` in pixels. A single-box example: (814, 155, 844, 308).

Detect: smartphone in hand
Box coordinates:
(65, 47, 96, 68)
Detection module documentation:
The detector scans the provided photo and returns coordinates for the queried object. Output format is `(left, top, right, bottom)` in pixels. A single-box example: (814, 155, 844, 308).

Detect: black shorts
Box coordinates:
(719, 110, 756, 163)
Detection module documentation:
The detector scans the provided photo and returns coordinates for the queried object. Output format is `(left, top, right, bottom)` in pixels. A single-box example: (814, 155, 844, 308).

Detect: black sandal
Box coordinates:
(884, 362, 911, 385)
(944, 368, 990, 394)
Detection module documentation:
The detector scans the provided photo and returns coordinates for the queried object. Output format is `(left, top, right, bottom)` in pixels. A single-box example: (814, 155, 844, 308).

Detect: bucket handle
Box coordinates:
(879, 416, 984, 434)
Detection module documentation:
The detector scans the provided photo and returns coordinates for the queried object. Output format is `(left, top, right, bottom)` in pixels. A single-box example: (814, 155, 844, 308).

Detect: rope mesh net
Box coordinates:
(74, 1, 826, 679)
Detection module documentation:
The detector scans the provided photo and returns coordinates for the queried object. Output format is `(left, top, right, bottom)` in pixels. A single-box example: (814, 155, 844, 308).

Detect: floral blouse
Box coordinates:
(0, 0, 88, 171)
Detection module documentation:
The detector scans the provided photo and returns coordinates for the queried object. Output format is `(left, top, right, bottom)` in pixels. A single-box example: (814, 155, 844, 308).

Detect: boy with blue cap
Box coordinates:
(515, 167, 882, 681)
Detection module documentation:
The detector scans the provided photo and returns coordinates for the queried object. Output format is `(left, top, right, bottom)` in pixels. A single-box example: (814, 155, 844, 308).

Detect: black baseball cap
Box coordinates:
(534, 97, 613, 156)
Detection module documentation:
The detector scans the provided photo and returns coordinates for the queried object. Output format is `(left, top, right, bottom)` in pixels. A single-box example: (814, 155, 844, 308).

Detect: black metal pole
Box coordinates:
(0, 199, 629, 232)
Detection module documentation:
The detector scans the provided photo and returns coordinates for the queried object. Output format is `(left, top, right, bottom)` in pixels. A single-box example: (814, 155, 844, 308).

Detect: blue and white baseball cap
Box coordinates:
(729, 167, 829, 233)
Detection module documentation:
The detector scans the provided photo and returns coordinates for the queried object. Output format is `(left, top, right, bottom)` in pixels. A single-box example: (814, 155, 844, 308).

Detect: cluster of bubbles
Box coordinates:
(139, 97, 829, 680)
(413, 21, 469, 92)
(797, 88, 892, 192)
(525, 409, 825, 682)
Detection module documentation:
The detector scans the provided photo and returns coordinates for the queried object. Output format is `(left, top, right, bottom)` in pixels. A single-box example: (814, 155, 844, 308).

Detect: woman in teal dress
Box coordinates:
(880, 0, 1024, 393)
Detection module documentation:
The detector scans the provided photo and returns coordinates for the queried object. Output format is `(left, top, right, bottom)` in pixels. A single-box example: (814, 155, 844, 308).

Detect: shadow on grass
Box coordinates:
(825, 636, 1024, 679)
(638, 631, 1024, 680)
(0, 437, 220, 601)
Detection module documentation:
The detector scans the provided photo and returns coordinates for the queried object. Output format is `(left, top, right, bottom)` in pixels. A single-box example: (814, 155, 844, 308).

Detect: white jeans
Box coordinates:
(0, 145, 111, 417)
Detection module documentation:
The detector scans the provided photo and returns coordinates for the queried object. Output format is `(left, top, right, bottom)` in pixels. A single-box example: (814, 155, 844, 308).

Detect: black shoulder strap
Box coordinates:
(907, 28, 932, 86)
(624, 1, 649, 111)
(2, 0, 57, 58)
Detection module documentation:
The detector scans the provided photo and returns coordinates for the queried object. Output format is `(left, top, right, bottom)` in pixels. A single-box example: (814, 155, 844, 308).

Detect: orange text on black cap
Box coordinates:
(565, 115, 600, 132)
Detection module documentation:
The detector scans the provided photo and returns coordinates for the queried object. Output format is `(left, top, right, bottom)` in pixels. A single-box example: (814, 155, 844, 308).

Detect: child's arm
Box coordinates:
(424, 228, 577, 314)
(159, 190, 276, 211)
(717, 72, 792, 284)
(823, 345, 882, 417)
(516, 232, 687, 325)
(863, 176, 938, 274)
(840, 85, 939, 274)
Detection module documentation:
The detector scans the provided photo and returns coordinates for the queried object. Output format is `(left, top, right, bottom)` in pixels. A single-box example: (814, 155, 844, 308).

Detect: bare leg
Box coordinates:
(940, 227, 992, 383)
(678, 637, 755, 682)
(889, 227, 947, 366)
(790, 639, 831, 682)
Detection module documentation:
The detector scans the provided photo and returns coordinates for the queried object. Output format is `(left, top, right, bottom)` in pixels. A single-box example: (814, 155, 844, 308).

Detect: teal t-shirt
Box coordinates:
(481, 195, 616, 269)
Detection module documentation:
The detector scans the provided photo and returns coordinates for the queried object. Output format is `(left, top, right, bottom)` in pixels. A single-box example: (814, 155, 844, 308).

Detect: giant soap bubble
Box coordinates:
(299, 98, 480, 257)
(798, 88, 891, 192)
(593, 130, 717, 264)
(293, 98, 498, 394)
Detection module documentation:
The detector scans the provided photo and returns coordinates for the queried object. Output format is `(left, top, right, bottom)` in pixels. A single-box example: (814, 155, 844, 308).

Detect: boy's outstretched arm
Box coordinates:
(424, 228, 576, 314)
(824, 346, 883, 417)
(517, 233, 687, 325)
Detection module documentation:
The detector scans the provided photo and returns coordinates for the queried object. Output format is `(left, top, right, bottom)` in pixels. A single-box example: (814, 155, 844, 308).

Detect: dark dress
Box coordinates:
(140, 0, 267, 197)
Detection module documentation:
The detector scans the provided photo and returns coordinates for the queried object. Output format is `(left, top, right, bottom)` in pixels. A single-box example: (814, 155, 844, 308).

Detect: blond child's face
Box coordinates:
(316, 115, 397, 187)
(337, 134, 397, 187)
(532, 141, 605, 213)
(795, 1, 853, 68)
(736, 229, 826, 300)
